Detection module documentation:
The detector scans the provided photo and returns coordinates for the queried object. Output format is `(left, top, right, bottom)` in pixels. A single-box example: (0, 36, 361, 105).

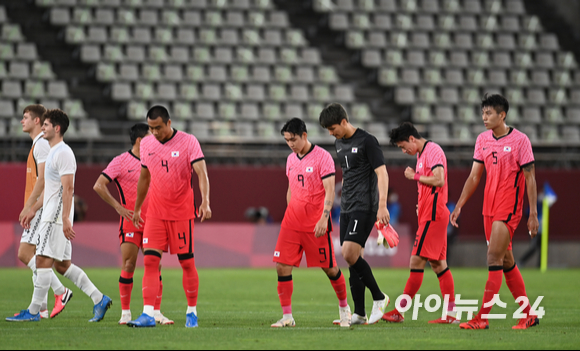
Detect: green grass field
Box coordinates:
(0, 267, 579, 350)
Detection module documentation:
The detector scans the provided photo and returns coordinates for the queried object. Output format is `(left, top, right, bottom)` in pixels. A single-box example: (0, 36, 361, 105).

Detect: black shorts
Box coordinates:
(340, 211, 376, 247)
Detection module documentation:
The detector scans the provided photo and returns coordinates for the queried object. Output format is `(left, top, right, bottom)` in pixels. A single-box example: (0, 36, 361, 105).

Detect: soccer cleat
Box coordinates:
(127, 313, 156, 328)
(339, 306, 352, 327)
(270, 316, 295, 328)
(512, 315, 539, 330)
(382, 309, 405, 323)
(40, 310, 49, 319)
(350, 313, 368, 325)
(155, 312, 174, 325)
(369, 293, 390, 324)
(460, 316, 489, 330)
(186, 312, 199, 328)
(89, 295, 112, 322)
(429, 315, 460, 324)
(50, 288, 73, 319)
(118, 313, 132, 325)
(6, 310, 40, 322)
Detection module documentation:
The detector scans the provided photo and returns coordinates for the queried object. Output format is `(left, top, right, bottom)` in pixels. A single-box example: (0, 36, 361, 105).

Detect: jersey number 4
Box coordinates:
(161, 160, 169, 173)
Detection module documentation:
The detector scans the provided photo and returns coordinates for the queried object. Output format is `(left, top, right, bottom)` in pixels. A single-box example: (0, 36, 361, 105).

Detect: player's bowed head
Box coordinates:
(281, 118, 310, 155)
(146, 105, 173, 143)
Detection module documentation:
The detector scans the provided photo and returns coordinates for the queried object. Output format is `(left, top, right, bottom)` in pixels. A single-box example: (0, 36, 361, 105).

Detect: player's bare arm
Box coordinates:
(93, 174, 134, 223)
(21, 189, 44, 229)
(314, 176, 335, 238)
(523, 163, 539, 238)
(286, 185, 291, 206)
(405, 166, 445, 188)
(375, 165, 390, 225)
(450, 161, 485, 227)
(133, 166, 151, 228)
(193, 160, 212, 222)
(61, 174, 76, 241)
(20, 162, 45, 222)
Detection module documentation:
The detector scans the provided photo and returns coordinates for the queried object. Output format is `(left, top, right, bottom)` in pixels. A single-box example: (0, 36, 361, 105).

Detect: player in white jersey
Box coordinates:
(17, 104, 71, 320)
(7, 109, 112, 323)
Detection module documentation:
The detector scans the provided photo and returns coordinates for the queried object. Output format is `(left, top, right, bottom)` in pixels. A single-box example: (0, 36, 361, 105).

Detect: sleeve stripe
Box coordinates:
(431, 164, 444, 171)
(101, 172, 113, 182)
(520, 161, 535, 170)
(191, 157, 205, 165)
(473, 158, 484, 164)
(321, 173, 336, 180)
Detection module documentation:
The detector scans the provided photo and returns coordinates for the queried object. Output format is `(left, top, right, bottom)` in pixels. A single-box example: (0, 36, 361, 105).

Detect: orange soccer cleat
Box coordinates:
(459, 316, 489, 330)
(382, 309, 405, 323)
(429, 315, 459, 324)
(512, 315, 539, 330)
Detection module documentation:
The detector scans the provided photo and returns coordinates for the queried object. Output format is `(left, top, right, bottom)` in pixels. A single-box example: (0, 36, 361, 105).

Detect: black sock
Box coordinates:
(352, 256, 384, 301)
(349, 266, 366, 317)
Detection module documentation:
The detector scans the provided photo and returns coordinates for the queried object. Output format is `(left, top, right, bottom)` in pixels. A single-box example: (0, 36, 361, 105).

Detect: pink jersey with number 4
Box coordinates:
(473, 128, 534, 218)
(282, 145, 336, 232)
(140, 130, 204, 221)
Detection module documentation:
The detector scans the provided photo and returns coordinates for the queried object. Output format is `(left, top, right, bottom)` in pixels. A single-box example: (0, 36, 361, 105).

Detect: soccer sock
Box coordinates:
(179, 254, 199, 308)
(400, 269, 424, 311)
(349, 266, 366, 317)
(437, 268, 456, 314)
(329, 270, 348, 308)
(142, 252, 161, 316)
(64, 264, 103, 305)
(352, 256, 384, 301)
(154, 275, 163, 311)
(50, 270, 66, 296)
(477, 266, 504, 319)
(277, 275, 293, 316)
(504, 264, 531, 315)
(119, 270, 134, 311)
(29, 268, 51, 315)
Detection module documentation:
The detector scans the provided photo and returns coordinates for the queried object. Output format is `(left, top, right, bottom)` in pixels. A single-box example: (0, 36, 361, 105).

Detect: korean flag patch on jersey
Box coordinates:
(504, 146, 512, 152)
(352, 148, 358, 153)
(306, 167, 314, 173)
(126, 232, 134, 238)
(172, 151, 180, 157)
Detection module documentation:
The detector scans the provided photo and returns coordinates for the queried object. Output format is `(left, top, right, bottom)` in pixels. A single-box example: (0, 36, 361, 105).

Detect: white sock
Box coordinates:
(154, 309, 160, 315)
(283, 313, 293, 320)
(143, 305, 155, 317)
(29, 268, 51, 315)
(27, 256, 37, 287)
(122, 309, 131, 315)
(186, 306, 197, 316)
(51, 270, 66, 296)
(63, 264, 103, 305)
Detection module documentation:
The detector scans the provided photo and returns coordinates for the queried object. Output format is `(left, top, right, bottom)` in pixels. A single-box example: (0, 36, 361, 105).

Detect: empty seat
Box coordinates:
(428, 125, 450, 143)
(445, 69, 464, 85)
(540, 34, 559, 50)
(219, 102, 237, 119)
(452, 124, 472, 142)
(241, 103, 259, 120)
(16, 43, 38, 61)
(196, 102, 215, 119)
(157, 83, 177, 100)
(545, 107, 564, 124)
(412, 105, 431, 123)
(395, 87, 415, 104)
(111, 82, 132, 100)
(50, 8, 71, 25)
(25, 81, 45, 98)
(562, 126, 580, 143)
(402, 68, 420, 85)
(330, 13, 349, 31)
(522, 107, 542, 123)
(540, 125, 559, 143)
(441, 87, 459, 104)
(78, 119, 101, 139)
(9, 62, 30, 79)
(488, 70, 507, 86)
(0, 99, 15, 118)
(435, 106, 455, 123)
(173, 102, 194, 120)
(284, 103, 304, 119)
(531, 71, 550, 87)
(334, 85, 354, 102)
(202, 84, 221, 100)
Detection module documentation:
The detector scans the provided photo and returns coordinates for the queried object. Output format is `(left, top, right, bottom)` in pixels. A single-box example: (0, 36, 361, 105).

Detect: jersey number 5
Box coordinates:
(492, 151, 498, 165)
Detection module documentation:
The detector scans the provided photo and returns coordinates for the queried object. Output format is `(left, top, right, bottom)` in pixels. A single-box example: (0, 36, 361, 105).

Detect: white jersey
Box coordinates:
(42, 141, 76, 224)
(33, 132, 50, 165)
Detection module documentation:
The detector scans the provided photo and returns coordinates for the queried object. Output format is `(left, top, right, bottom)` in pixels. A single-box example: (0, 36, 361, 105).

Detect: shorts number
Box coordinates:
(298, 174, 304, 187)
(353, 220, 358, 232)
(162, 160, 169, 173)
(178, 232, 186, 248)
(319, 248, 327, 263)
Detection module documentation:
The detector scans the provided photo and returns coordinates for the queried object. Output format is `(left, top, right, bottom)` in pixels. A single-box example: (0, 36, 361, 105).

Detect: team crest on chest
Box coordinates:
(504, 146, 512, 152)
(352, 148, 358, 153)
(172, 151, 180, 157)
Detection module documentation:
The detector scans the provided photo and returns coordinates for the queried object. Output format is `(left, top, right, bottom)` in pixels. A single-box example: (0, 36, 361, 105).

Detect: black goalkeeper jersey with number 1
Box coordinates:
(335, 129, 385, 214)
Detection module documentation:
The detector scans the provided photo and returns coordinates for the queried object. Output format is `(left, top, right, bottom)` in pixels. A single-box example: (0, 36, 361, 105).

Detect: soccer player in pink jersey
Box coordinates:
(383, 122, 458, 324)
(450, 94, 540, 330)
(93, 123, 172, 325)
(271, 118, 350, 328)
(128, 106, 212, 328)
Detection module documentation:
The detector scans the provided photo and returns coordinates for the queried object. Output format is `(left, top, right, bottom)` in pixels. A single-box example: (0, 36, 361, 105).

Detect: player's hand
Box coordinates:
(115, 205, 134, 223)
(404, 167, 416, 180)
(450, 207, 461, 228)
(20, 208, 37, 229)
(199, 202, 212, 222)
(63, 218, 76, 240)
(19, 206, 29, 223)
(132, 209, 144, 229)
(377, 206, 390, 226)
(528, 213, 539, 239)
(314, 217, 328, 238)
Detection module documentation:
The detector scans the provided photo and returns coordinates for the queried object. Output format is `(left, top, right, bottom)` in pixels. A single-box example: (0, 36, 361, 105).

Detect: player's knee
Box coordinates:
(276, 263, 292, 276)
(486, 252, 504, 266)
(323, 266, 340, 278)
(123, 260, 136, 273)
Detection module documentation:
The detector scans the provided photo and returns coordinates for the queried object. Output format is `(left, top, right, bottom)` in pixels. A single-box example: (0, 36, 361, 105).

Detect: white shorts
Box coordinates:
(36, 221, 72, 262)
(21, 208, 43, 245)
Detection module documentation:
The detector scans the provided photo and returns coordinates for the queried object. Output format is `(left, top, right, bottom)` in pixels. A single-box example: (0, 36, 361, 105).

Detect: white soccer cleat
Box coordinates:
(118, 313, 132, 325)
(39, 310, 49, 319)
(369, 293, 390, 324)
(271, 316, 296, 328)
(339, 306, 352, 327)
(154, 312, 174, 325)
(350, 313, 368, 325)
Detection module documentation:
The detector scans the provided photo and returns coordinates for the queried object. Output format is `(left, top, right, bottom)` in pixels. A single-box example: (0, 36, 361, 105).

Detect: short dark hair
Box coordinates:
(23, 104, 47, 124)
(43, 109, 69, 136)
(319, 103, 349, 129)
(281, 118, 308, 137)
(146, 105, 170, 124)
(389, 122, 422, 146)
(481, 93, 509, 118)
(130, 123, 150, 145)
